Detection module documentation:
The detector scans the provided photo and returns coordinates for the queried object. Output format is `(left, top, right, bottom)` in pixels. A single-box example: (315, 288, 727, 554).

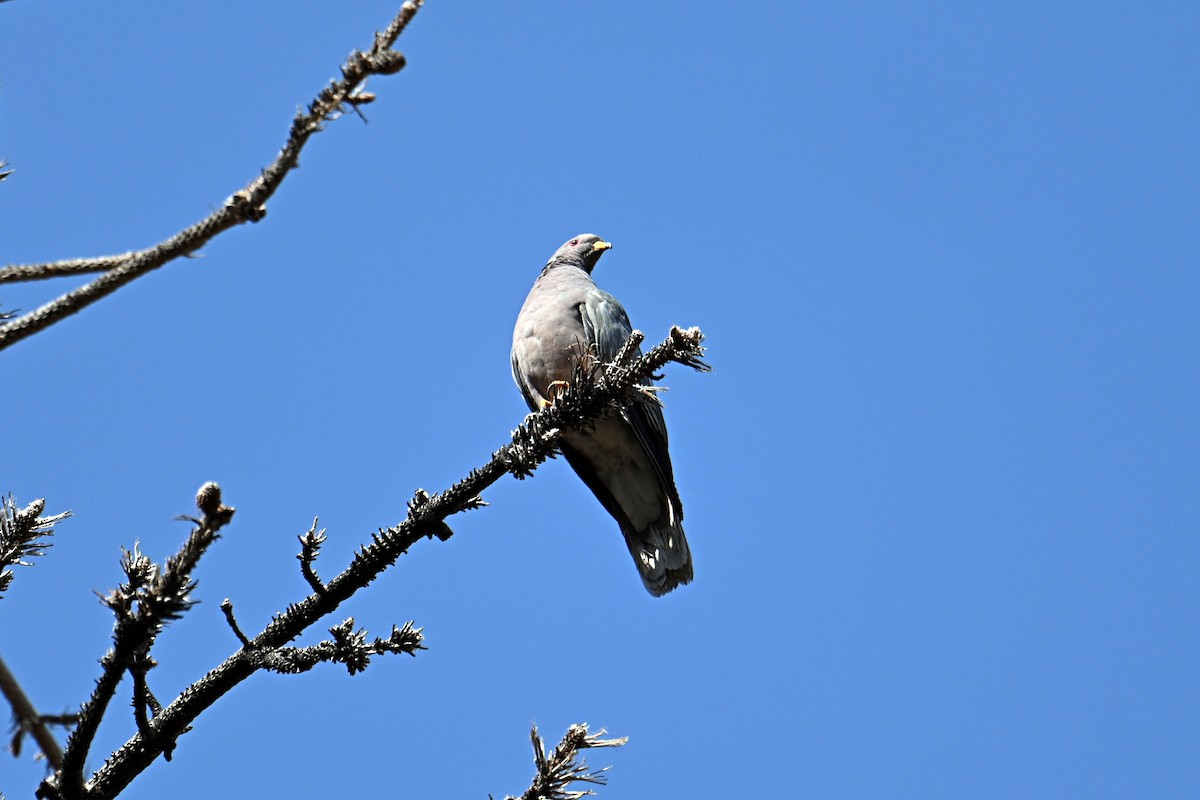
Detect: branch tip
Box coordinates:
(220, 599, 251, 646)
(509, 723, 626, 800)
(297, 518, 329, 594)
(1, 495, 70, 598)
(196, 482, 235, 527)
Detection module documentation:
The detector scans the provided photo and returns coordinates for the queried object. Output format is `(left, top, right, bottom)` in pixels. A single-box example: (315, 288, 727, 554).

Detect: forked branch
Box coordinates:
(0, 1, 425, 351)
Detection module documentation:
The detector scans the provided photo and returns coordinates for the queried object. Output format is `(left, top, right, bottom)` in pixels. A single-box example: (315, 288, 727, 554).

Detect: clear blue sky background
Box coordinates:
(2, 1, 1197, 797)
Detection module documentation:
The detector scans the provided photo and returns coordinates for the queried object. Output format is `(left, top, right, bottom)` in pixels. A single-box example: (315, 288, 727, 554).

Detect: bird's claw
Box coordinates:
(546, 380, 571, 404)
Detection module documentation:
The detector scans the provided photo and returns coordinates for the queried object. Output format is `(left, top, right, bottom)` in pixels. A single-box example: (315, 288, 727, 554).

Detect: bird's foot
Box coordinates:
(546, 380, 571, 404)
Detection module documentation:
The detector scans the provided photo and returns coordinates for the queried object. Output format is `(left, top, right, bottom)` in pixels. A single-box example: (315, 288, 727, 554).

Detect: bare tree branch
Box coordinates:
(53, 484, 236, 798)
(0, 0, 424, 351)
(0, 254, 135, 284)
(253, 619, 425, 675)
(502, 724, 628, 800)
(34, 325, 708, 800)
(218, 599, 251, 647)
(0, 656, 69, 771)
(297, 518, 329, 595)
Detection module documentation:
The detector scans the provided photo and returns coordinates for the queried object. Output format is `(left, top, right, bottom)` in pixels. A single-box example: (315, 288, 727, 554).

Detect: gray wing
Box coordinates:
(579, 289, 683, 517)
(511, 349, 539, 413)
(580, 288, 635, 367)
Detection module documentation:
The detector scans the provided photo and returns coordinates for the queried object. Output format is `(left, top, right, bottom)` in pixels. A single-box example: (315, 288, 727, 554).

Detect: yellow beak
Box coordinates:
(591, 240, 613, 254)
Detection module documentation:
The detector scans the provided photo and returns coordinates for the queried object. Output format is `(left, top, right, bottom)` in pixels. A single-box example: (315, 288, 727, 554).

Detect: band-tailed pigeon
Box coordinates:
(511, 234, 692, 595)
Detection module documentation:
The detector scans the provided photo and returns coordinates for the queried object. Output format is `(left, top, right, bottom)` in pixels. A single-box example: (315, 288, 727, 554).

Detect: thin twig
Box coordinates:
(0, 0, 424, 351)
(297, 519, 328, 595)
(0, 254, 135, 283)
(128, 655, 155, 738)
(255, 619, 424, 675)
(219, 600, 251, 647)
(0, 655, 66, 770)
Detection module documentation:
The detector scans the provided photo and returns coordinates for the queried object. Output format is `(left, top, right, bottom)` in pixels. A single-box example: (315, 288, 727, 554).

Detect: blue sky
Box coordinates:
(2, 1, 1198, 797)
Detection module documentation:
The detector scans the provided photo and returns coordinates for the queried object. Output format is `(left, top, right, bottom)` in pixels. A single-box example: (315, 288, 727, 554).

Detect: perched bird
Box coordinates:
(511, 234, 692, 595)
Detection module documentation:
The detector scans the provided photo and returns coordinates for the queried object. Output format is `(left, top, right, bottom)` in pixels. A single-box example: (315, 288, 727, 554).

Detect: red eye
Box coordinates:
(569, 239, 578, 246)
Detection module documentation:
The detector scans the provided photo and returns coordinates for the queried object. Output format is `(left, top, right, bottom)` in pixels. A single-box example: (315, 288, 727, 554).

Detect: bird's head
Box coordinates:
(547, 233, 613, 274)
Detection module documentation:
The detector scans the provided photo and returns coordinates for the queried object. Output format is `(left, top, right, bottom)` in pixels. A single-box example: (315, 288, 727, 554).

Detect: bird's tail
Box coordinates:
(624, 516, 692, 597)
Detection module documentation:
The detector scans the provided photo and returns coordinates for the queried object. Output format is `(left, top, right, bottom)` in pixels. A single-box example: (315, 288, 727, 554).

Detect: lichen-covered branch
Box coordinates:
(0, 0, 425, 351)
(37, 325, 706, 800)
(504, 724, 628, 800)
